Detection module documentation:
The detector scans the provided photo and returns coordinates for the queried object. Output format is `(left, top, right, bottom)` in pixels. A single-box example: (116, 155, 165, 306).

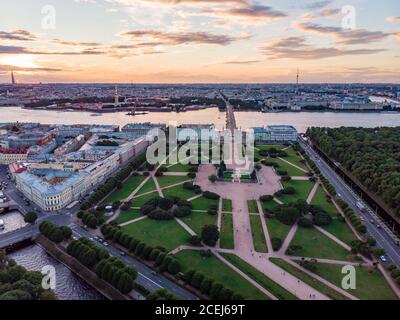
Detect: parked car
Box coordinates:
(380, 256, 387, 263)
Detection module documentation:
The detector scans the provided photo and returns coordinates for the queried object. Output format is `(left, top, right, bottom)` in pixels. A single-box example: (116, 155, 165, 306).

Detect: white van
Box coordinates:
(0, 219, 4, 230)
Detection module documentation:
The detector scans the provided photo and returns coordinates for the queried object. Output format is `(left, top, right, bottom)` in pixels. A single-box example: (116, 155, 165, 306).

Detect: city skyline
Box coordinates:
(0, 0, 399, 83)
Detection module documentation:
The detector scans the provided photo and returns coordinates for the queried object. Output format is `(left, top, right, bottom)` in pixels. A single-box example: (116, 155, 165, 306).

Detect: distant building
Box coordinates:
(177, 124, 216, 142)
(0, 148, 28, 165)
(54, 134, 85, 156)
(121, 123, 166, 136)
(329, 102, 383, 111)
(252, 125, 298, 143)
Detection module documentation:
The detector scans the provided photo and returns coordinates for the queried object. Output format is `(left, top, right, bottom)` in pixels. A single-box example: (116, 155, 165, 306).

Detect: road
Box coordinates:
(299, 138, 400, 266)
(71, 224, 197, 300)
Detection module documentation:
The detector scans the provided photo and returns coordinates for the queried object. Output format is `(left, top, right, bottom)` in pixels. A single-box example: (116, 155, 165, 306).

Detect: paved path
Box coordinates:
(215, 252, 278, 300)
(217, 198, 223, 248)
(307, 182, 320, 203)
(256, 199, 273, 253)
(119, 215, 147, 227)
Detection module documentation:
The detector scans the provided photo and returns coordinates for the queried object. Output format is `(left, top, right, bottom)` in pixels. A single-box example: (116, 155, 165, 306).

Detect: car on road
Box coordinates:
(103, 241, 109, 247)
(376, 224, 381, 229)
(72, 236, 78, 241)
(119, 251, 126, 256)
(380, 256, 387, 263)
(370, 219, 375, 224)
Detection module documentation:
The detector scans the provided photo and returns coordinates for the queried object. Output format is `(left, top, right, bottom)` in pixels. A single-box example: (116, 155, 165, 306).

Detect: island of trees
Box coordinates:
(307, 127, 400, 218)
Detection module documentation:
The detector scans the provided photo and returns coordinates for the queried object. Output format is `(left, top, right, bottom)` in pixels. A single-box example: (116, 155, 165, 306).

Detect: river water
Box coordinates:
(1, 107, 400, 132)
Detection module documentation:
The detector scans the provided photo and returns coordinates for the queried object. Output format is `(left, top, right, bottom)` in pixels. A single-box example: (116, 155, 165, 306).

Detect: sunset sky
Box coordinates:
(0, 0, 399, 83)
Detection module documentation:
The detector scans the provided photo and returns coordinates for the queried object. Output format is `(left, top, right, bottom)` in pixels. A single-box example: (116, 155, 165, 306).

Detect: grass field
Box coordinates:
(283, 147, 308, 170)
(181, 211, 217, 235)
(157, 175, 191, 188)
(220, 213, 234, 249)
(288, 226, 352, 261)
(273, 158, 308, 177)
(266, 218, 291, 244)
(247, 200, 259, 213)
(269, 258, 348, 300)
(222, 199, 232, 212)
(165, 163, 192, 172)
(115, 209, 142, 224)
(162, 184, 197, 200)
(175, 250, 269, 300)
(249, 215, 267, 252)
(135, 178, 157, 196)
(122, 218, 190, 252)
(311, 263, 398, 300)
(222, 254, 297, 300)
(190, 197, 219, 211)
(311, 186, 356, 245)
(261, 199, 281, 212)
(278, 180, 314, 204)
(102, 175, 146, 204)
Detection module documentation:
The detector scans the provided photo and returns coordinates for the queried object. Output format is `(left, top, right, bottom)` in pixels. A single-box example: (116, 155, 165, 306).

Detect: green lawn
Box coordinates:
(220, 213, 234, 249)
(274, 158, 308, 176)
(311, 186, 356, 245)
(249, 215, 267, 253)
(135, 177, 157, 196)
(131, 192, 159, 207)
(270, 258, 348, 300)
(175, 250, 268, 300)
(311, 263, 398, 300)
(165, 163, 192, 172)
(181, 211, 217, 236)
(162, 184, 197, 200)
(282, 147, 308, 170)
(222, 199, 232, 212)
(261, 199, 281, 212)
(266, 218, 291, 245)
(157, 175, 191, 188)
(122, 218, 190, 252)
(115, 209, 142, 224)
(278, 180, 314, 204)
(190, 197, 219, 211)
(102, 175, 146, 204)
(288, 226, 352, 261)
(247, 200, 259, 213)
(222, 254, 297, 300)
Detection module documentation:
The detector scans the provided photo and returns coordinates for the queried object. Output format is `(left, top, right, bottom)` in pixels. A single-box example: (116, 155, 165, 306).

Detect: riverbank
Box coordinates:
(35, 235, 131, 300)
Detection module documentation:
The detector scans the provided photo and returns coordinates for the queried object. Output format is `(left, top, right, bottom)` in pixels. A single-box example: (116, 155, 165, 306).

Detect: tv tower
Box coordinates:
(11, 70, 16, 85)
(296, 68, 299, 94)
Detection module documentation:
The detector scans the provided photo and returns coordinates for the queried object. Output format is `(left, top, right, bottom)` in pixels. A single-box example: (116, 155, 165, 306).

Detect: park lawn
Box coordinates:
(122, 218, 190, 252)
(135, 178, 157, 196)
(190, 197, 219, 211)
(175, 250, 269, 300)
(131, 192, 159, 207)
(247, 200, 259, 213)
(157, 175, 191, 188)
(162, 184, 197, 200)
(274, 158, 308, 176)
(249, 215, 267, 253)
(222, 254, 297, 300)
(311, 263, 398, 300)
(165, 163, 192, 172)
(181, 211, 217, 235)
(269, 258, 348, 300)
(282, 147, 308, 170)
(261, 199, 281, 212)
(222, 199, 233, 212)
(266, 218, 291, 244)
(115, 209, 142, 224)
(256, 144, 286, 151)
(312, 186, 357, 245)
(288, 226, 352, 261)
(102, 175, 146, 204)
(278, 180, 314, 204)
(220, 213, 234, 249)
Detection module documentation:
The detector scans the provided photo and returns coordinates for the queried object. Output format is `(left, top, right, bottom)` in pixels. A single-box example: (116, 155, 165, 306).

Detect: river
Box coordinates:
(1, 107, 400, 132)
(2, 211, 103, 300)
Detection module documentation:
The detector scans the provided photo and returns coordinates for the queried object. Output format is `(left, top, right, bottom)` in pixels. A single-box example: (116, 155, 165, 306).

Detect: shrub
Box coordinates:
(24, 212, 37, 224)
(260, 195, 273, 202)
(313, 212, 332, 226)
(208, 175, 217, 183)
(191, 272, 205, 289)
(203, 191, 220, 200)
(189, 235, 202, 246)
(271, 237, 282, 251)
(298, 217, 314, 228)
(201, 225, 219, 247)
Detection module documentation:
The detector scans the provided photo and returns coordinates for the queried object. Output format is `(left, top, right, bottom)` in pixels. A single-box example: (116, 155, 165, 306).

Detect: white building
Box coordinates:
(252, 125, 298, 143)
